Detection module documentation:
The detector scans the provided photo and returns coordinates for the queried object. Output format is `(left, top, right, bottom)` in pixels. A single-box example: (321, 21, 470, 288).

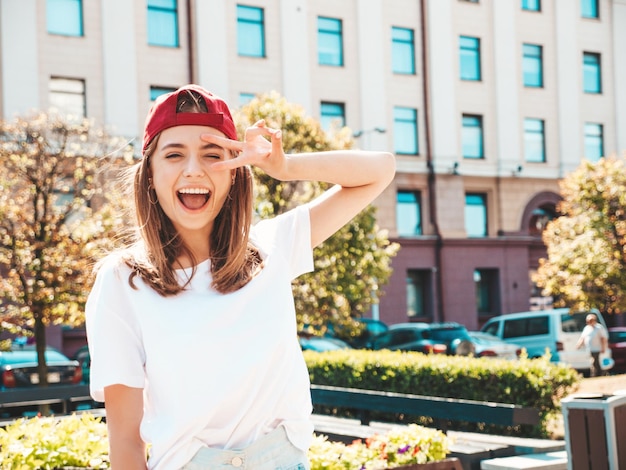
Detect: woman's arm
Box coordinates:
(104, 385, 147, 469)
(204, 121, 396, 247)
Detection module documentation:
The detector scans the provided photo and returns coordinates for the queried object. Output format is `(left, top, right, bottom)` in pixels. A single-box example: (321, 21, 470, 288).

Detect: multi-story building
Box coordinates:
(1, 0, 624, 329)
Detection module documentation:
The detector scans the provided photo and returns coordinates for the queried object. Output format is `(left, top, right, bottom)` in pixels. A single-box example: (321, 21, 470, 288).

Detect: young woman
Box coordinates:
(86, 84, 395, 469)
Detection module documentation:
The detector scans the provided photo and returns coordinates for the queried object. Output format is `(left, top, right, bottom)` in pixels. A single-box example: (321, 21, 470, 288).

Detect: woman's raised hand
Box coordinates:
(201, 120, 288, 180)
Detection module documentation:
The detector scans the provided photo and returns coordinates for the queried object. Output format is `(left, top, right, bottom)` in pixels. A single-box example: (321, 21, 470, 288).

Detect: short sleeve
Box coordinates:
(252, 205, 313, 280)
(85, 256, 146, 402)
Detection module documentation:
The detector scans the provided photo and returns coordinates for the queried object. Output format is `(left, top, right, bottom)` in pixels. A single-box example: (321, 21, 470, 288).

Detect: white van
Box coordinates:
(480, 308, 610, 372)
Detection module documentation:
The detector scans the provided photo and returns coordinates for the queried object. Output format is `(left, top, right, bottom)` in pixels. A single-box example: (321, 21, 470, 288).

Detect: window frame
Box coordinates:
(393, 107, 419, 155)
(581, 0, 599, 19)
(397, 190, 422, 237)
(47, 0, 84, 37)
(583, 52, 602, 94)
(524, 118, 546, 163)
(522, 43, 543, 88)
(236, 4, 266, 58)
(391, 27, 416, 75)
(49, 76, 87, 118)
(406, 269, 433, 319)
(521, 0, 541, 11)
(459, 35, 481, 81)
(317, 16, 344, 66)
(465, 192, 488, 237)
(584, 122, 604, 162)
(462, 114, 484, 159)
(147, 0, 179, 48)
(320, 101, 346, 131)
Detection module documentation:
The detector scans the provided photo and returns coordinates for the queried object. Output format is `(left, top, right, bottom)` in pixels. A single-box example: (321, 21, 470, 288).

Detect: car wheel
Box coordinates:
(454, 340, 475, 356)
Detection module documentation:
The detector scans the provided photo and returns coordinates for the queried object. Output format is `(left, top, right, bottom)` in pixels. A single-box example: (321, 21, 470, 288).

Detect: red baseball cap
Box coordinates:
(142, 84, 237, 153)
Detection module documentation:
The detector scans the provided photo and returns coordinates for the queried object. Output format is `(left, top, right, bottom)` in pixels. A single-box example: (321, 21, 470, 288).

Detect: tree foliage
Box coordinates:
(534, 157, 626, 314)
(0, 112, 133, 381)
(235, 92, 399, 335)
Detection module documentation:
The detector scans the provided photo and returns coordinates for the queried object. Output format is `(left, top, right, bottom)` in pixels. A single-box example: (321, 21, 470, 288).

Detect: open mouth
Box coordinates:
(177, 188, 211, 210)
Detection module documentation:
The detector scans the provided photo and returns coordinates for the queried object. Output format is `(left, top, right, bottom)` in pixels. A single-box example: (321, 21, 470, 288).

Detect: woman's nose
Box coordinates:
(183, 156, 204, 176)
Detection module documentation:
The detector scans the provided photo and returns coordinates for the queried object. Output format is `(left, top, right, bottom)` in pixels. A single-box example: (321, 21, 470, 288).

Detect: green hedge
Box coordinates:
(304, 349, 581, 438)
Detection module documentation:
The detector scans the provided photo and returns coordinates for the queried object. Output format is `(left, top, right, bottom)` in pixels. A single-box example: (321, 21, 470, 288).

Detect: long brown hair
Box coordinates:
(124, 89, 263, 295)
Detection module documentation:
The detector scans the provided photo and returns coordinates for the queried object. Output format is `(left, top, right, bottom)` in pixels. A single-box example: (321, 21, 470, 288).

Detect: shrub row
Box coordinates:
(304, 349, 581, 438)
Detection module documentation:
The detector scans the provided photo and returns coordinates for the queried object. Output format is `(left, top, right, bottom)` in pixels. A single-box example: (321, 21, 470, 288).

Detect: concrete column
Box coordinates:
(613, 0, 626, 155)
(554, 0, 581, 175)
(194, 0, 230, 98)
(0, 0, 39, 118)
(279, 0, 311, 112)
(425, 0, 457, 164)
(356, 0, 388, 150)
(492, 0, 520, 172)
(101, 0, 139, 137)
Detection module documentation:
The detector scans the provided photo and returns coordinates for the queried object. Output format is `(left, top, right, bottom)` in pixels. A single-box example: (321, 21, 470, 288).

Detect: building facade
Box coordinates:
(1, 0, 625, 329)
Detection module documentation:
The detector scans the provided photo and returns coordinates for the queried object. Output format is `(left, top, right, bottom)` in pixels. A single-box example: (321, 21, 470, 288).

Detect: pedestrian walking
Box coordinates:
(576, 313, 609, 377)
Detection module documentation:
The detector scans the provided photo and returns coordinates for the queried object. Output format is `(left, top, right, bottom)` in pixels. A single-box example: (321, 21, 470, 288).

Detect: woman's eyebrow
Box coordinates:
(159, 142, 224, 151)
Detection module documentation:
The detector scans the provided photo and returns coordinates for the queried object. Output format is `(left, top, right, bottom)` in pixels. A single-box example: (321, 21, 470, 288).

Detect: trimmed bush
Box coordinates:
(304, 349, 581, 437)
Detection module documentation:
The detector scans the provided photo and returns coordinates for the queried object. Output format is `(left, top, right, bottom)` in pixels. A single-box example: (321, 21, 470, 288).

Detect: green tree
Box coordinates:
(534, 157, 626, 314)
(0, 112, 132, 387)
(235, 92, 399, 337)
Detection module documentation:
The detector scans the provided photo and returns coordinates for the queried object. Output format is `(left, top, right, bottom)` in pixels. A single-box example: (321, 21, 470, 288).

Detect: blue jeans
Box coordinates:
(181, 426, 310, 470)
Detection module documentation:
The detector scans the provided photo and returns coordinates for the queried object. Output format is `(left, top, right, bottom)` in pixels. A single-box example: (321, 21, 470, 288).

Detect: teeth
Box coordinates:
(178, 188, 210, 194)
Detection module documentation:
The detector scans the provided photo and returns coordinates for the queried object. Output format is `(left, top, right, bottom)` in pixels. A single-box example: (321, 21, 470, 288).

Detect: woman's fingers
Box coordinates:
(200, 133, 244, 152)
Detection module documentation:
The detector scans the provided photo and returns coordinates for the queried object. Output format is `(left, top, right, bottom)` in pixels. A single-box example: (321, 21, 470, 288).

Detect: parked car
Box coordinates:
(467, 331, 521, 360)
(0, 344, 82, 390)
(480, 308, 611, 373)
(608, 327, 626, 374)
(325, 318, 389, 349)
(367, 322, 476, 356)
(72, 344, 91, 384)
(299, 336, 352, 352)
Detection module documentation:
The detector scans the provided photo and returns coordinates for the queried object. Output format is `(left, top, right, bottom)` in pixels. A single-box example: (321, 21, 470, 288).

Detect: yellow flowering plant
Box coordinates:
(309, 424, 451, 470)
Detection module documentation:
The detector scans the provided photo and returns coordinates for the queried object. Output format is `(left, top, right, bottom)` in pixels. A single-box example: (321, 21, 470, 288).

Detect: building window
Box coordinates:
(239, 93, 256, 106)
(393, 107, 418, 155)
(237, 5, 265, 57)
(523, 44, 543, 88)
(474, 269, 500, 316)
(584, 123, 604, 162)
(147, 0, 179, 47)
(407, 269, 432, 319)
(392, 27, 415, 75)
(465, 193, 488, 237)
(529, 205, 557, 236)
(459, 36, 481, 81)
(521, 0, 541, 11)
(150, 86, 176, 101)
(583, 52, 602, 94)
(581, 0, 599, 18)
(47, 0, 83, 36)
(318, 17, 343, 66)
(49, 77, 86, 118)
(524, 118, 545, 163)
(320, 102, 345, 131)
(462, 114, 484, 159)
(397, 191, 422, 237)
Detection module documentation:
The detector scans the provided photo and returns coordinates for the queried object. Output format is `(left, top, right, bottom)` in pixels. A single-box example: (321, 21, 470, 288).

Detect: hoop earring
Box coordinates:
(147, 183, 158, 205)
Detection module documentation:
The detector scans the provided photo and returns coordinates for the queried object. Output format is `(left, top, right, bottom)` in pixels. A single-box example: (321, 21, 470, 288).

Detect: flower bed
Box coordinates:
(0, 414, 455, 469)
(309, 424, 453, 470)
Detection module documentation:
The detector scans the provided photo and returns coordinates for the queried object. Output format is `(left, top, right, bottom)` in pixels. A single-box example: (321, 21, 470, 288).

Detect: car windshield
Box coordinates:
(0, 349, 69, 365)
(428, 328, 469, 341)
(561, 313, 592, 333)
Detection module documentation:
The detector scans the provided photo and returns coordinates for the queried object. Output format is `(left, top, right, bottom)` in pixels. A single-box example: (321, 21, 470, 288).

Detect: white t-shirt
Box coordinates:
(86, 206, 314, 470)
(580, 323, 608, 353)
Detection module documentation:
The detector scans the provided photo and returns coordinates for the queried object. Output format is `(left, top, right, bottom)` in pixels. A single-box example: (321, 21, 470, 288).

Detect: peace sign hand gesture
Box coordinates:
(201, 120, 289, 180)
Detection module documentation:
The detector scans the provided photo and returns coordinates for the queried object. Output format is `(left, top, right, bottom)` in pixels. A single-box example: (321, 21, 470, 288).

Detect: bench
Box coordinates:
(0, 384, 94, 415)
(310, 384, 542, 432)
